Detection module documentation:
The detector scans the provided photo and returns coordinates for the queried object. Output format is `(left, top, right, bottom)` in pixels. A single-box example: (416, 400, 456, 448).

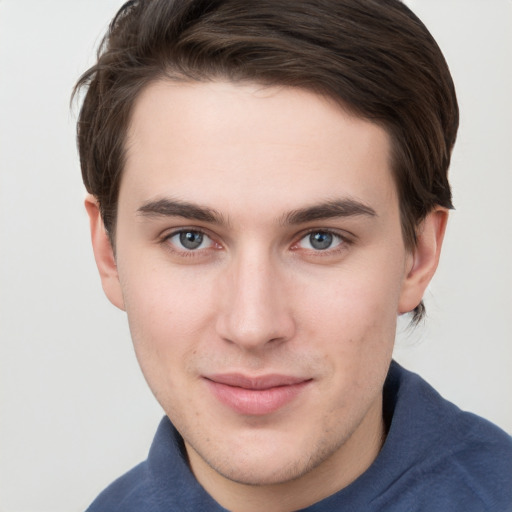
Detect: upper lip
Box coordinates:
(204, 373, 310, 390)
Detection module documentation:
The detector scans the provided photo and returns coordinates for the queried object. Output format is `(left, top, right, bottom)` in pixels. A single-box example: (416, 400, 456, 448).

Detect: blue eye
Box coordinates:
(168, 230, 213, 251)
(298, 231, 343, 251)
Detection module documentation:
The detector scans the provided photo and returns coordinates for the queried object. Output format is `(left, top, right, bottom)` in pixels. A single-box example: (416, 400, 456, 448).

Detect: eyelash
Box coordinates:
(291, 229, 353, 255)
(161, 228, 219, 257)
(160, 228, 353, 257)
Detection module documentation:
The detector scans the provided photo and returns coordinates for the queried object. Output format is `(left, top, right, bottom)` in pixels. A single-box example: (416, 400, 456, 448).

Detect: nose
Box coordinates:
(215, 248, 296, 351)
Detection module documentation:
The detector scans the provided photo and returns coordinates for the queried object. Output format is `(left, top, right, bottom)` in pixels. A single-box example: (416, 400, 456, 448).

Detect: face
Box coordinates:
(90, 80, 441, 506)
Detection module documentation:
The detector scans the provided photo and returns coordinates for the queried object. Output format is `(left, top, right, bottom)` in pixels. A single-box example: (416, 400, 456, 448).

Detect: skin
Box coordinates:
(86, 80, 447, 512)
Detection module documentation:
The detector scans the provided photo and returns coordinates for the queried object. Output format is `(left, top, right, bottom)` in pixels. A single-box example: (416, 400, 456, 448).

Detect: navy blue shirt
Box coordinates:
(86, 362, 512, 511)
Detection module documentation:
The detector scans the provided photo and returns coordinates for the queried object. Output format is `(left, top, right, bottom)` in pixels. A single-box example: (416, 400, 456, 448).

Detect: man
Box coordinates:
(74, 0, 512, 510)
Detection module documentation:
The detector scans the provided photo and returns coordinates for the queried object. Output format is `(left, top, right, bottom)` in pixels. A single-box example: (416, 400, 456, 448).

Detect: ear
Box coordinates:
(85, 194, 125, 311)
(398, 208, 449, 315)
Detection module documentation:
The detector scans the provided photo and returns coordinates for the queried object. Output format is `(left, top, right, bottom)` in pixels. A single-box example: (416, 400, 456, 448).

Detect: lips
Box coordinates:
(204, 373, 311, 415)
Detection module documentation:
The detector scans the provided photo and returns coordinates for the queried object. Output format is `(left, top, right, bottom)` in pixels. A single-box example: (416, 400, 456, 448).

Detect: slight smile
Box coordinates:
(204, 374, 313, 416)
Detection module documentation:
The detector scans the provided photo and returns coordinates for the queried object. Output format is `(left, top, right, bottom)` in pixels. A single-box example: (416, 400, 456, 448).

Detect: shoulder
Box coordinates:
(85, 461, 154, 512)
(84, 416, 174, 512)
(386, 361, 512, 510)
(428, 404, 512, 509)
(84, 416, 226, 512)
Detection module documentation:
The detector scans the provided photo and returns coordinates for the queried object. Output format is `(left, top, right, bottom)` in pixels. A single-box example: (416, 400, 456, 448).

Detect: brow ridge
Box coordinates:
(137, 197, 376, 226)
(137, 198, 225, 224)
(282, 199, 377, 225)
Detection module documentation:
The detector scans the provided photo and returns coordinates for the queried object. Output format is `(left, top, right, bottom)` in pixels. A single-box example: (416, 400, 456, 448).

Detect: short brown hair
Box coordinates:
(74, 0, 459, 321)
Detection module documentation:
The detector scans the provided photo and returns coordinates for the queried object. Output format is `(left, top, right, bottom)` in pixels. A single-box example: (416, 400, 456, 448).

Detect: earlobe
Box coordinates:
(85, 194, 126, 311)
(398, 208, 449, 315)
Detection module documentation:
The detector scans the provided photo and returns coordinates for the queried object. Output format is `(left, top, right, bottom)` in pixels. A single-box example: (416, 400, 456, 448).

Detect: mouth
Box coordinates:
(203, 373, 312, 416)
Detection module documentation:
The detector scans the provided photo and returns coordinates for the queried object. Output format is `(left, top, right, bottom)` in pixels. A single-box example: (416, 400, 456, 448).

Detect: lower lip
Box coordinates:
(205, 380, 311, 416)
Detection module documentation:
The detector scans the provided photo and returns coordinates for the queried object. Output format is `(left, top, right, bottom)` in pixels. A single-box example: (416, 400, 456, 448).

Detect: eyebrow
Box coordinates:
(136, 197, 377, 226)
(137, 198, 226, 224)
(282, 199, 377, 225)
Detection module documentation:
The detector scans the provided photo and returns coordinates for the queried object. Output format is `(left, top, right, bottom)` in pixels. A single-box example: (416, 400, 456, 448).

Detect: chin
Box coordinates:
(210, 456, 315, 487)
(190, 428, 346, 487)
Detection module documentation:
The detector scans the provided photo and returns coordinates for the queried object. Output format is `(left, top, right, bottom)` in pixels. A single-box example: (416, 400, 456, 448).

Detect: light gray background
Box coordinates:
(0, 1, 511, 511)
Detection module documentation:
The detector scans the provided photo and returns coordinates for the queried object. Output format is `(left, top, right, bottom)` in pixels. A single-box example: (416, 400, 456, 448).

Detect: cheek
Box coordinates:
(120, 256, 212, 333)
(119, 276, 209, 416)
(118, 264, 216, 384)
(294, 257, 403, 382)
(300, 259, 403, 338)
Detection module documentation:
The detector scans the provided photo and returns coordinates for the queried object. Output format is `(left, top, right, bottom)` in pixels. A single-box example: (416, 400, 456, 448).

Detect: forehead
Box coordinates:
(121, 80, 396, 218)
